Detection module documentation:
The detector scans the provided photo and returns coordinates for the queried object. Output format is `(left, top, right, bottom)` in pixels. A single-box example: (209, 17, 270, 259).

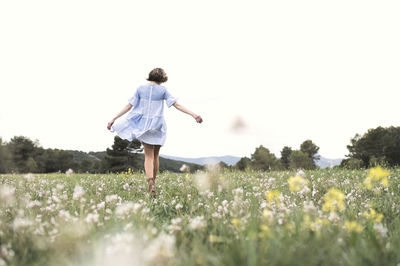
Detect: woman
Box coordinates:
(107, 68, 203, 196)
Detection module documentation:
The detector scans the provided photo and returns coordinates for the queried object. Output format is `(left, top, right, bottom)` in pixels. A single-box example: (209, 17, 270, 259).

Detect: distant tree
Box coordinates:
(340, 158, 363, 169)
(103, 136, 143, 173)
(251, 145, 279, 171)
(345, 126, 400, 168)
(0, 138, 12, 173)
(300, 140, 320, 161)
(7, 136, 39, 173)
(280, 146, 292, 170)
(79, 158, 94, 173)
(289, 150, 315, 170)
(235, 157, 251, 171)
(217, 161, 229, 169)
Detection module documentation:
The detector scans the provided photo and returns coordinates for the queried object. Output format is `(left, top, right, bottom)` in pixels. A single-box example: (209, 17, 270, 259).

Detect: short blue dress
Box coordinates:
(111, 84, 177, 145)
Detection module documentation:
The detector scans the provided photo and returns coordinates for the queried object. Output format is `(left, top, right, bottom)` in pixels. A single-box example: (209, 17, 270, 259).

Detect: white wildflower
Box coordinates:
(13, 217, 33, 232)
(85, 212, 99, 224)
(97, 202, 105, 210)
(106, 195, 119, 204)
(373, 223, 388, 238)
(73, 185, 85, 201)
(27, 200, 42, 208)
(296, 170, 306, 177)
(189, 216, 206, 230)
(194, 172, 211, 192)
(0, 185, 15, 204)
(115, 202, 141, 218)
(180, 164, 190, 172)
(23, 173, 36, 182)
(175, 203, 183, 210)
(59, 210, 71, 221)
(65, 168, 74, 176)
(144, 232, 176, 264)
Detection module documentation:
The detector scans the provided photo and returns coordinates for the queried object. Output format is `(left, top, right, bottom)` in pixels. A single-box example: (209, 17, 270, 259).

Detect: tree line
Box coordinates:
(1, 125, 399, 173)
(232, 126, 400, 171)
(233, 139, 320, 171)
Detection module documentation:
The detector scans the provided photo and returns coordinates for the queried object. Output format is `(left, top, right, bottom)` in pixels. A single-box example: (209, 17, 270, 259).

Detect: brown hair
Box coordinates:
(147, 68, 168, 83)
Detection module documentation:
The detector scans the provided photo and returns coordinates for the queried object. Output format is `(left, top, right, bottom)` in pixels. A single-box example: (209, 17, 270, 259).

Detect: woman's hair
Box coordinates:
(147, 68, 168, 83)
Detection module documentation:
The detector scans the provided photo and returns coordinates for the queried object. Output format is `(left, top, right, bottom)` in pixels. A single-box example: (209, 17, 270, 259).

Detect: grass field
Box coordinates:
(1, 167, 400, 266)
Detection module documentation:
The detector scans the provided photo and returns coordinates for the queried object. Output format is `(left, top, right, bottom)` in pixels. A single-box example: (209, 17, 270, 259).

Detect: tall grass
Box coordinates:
(0, 168, 399, 265)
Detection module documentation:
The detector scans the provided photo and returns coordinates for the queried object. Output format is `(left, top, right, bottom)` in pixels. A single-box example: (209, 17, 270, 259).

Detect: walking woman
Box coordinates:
(107, 68, 203, 196)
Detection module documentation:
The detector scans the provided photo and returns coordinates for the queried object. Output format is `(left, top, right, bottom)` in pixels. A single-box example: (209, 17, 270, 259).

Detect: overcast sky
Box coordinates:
(1, 0, 399, 159)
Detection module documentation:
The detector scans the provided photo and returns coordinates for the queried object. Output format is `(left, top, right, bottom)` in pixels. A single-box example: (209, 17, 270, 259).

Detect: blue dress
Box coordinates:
(111, 84, 177, 145)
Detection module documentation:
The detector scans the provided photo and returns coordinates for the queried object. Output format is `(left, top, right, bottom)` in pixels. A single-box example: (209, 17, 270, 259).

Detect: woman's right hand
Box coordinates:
(107, 119, 115, 130)
(194, 115, 203, 123)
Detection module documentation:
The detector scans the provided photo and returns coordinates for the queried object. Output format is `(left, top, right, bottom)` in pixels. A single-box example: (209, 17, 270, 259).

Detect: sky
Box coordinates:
(0, 0, 399, 159)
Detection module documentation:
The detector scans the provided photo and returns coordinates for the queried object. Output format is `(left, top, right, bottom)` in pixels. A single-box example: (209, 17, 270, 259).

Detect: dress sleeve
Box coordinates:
(128, 88, 140, 107)
(164, 88, 177, 108)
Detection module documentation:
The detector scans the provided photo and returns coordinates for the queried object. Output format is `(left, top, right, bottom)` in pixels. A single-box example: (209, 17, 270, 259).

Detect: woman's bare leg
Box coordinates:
(143, 143, 155, 179)
(153, 145, 161, 180)
(143, 143, 156, 195)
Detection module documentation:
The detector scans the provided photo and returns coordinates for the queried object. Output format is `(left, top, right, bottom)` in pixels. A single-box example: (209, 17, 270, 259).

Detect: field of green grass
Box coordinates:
(1, 167, 400, 266)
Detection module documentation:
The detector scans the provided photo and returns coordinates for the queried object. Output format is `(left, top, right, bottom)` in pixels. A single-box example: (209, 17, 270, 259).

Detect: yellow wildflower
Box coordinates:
(362, 209, 384, 223)
(266, 190, 281, 203)
(232, 218, 242, 229)
(322, 188, 346, 213)
(364, 166, 389, 190)
(288, 175, 308, 192)
(344, 220, 363, 233)
(258, 224, 270, 238)
(310, 218, 324, 233)
(262, 209, 274, 223)
(209, 235, 223, 243)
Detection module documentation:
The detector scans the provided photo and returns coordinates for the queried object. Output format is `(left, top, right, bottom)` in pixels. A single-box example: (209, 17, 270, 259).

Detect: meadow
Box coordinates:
(1, 167, 399, 266)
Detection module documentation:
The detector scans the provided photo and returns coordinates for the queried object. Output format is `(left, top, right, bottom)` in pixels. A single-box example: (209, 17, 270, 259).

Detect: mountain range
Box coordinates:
(161, 154, 342, 168)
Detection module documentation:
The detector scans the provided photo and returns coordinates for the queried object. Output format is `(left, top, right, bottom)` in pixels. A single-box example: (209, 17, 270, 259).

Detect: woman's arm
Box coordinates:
(173, 102, 203, 123)
(107, 103, 133, 130)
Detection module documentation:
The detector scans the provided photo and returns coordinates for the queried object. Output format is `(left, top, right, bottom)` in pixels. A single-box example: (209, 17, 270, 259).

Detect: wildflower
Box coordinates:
(144, 232, 176, 264)
(0, 185, 15, 204)
(13, 217, 33, 232)
(296, 170, 306, 177)
(265, 190, 280, 203)
(72, 185, 85, 201)
(27, 200, 42, 208)
(373, 223, 388, 238)
(258, 224, 270, 238)
(115, 202, 141, 218)
(231, 218, 242, 229)
(59, 210, 71, 221)
(310, 218, 330, 233)
(362, 209, 384, 223)
(189, 216, 206, 230)
(175, 203, 183, 210)
(288, 175, 308, 192)
(209, 235, 223, 243)
(23, 173, 36, 182)
(364, 166, 389, 190)
(344, 220, 363, 233)
(106, 194, 119, 204)
(85, 212, 99, 224)
(65, 168, 74, 176)
(322, 188, 345, 213)
(180, 164, 190, 172)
